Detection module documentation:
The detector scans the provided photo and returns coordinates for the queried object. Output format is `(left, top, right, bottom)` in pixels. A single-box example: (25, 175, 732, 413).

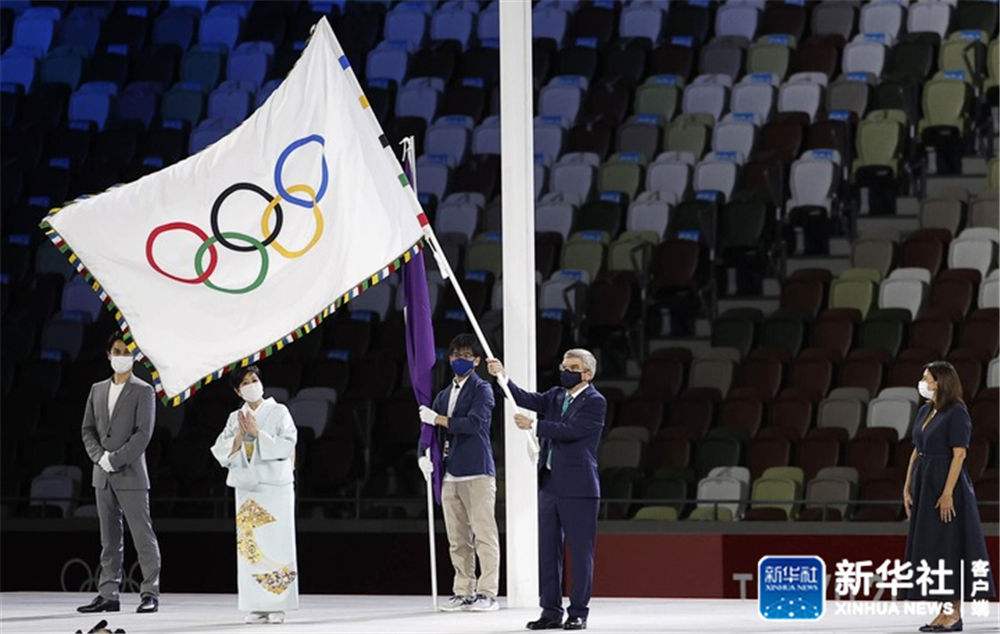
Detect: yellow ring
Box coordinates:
(261, 183, 324, 259)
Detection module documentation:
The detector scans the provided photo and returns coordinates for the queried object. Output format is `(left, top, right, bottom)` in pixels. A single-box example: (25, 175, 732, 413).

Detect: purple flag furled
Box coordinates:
(402, 242, 443, 504)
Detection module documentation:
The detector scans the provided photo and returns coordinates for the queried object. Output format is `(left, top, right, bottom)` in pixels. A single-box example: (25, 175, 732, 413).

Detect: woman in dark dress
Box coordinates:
(903, 362, 996, 632)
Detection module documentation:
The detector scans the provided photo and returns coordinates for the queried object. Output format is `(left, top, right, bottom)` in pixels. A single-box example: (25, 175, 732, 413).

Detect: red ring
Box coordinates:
(146, 222, 219, 284)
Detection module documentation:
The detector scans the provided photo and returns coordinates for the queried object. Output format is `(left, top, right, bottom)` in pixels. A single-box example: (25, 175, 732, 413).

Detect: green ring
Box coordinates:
(194, 231, 269, 294)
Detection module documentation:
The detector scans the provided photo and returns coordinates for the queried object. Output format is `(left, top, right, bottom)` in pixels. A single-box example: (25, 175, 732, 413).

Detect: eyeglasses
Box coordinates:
(559, 364, 585, 373)
(450, 353, 477, 361)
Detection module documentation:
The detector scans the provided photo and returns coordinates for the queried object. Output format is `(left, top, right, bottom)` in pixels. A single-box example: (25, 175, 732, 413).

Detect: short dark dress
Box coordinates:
(904, 402, 996, 601)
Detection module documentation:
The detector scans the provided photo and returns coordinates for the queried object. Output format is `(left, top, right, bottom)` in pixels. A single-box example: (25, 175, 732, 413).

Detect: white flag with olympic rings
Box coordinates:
(40, 17, 427, 405)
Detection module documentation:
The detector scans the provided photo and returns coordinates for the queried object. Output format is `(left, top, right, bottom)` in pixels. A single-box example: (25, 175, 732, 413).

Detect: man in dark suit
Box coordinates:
(487, 349, 606, 631)
(417, 334, 499, 612)
(77, 332, 161, 614)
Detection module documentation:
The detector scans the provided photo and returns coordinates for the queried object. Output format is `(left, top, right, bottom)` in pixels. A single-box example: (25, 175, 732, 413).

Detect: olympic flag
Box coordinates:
(39, 17, 426, 404)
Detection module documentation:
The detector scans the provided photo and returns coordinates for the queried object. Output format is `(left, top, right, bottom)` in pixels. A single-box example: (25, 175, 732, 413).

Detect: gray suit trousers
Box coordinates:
(96, 485, 161, 599)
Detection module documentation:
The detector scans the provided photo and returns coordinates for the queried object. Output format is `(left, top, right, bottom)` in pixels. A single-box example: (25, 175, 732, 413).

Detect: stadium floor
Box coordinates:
(1, 592, 998, 633)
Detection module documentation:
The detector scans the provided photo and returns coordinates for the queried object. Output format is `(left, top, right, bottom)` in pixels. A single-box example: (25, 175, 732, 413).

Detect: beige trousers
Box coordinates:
(441, 476, 500, 598)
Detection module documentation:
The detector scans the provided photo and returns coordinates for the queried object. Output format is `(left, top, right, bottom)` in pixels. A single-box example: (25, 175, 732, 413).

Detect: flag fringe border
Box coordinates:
(39, 212, 424, 407)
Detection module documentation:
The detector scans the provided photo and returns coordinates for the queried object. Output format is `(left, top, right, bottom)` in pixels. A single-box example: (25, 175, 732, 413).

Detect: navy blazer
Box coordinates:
(432, 372, 496, 478)
(507, 380, 606, 498)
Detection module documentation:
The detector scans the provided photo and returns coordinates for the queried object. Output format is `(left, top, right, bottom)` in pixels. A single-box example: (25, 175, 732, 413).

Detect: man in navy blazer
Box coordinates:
(417, 334, 499, 612)
(488, 349, 606, 631)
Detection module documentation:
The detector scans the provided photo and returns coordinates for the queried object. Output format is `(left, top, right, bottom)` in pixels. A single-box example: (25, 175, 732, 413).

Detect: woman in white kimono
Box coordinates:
(211, 365, 299, 624)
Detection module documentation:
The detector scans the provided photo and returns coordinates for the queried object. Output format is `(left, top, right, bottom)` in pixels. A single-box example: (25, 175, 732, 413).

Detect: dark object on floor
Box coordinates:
(74, 619, 125, 634)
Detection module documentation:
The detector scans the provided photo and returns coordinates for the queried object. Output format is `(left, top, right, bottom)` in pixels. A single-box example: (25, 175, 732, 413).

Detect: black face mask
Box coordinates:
(560, 369, 583, 388)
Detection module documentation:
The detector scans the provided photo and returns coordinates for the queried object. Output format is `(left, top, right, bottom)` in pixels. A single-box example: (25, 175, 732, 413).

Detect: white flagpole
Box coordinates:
(402, 138, 439, 612)
(401, 137, 540, 454)
(424, 448, 439, 611)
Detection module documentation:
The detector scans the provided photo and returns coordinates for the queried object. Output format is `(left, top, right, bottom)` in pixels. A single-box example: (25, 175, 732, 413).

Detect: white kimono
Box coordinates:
(211, 397, 299, 613)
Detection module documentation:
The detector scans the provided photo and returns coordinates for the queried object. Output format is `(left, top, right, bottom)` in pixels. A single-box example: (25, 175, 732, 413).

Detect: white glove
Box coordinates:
(417, 455, 434, 481)
(527, 439, 540, 463)
(418, 405, 439, 425)
(98, 451, 114, 473)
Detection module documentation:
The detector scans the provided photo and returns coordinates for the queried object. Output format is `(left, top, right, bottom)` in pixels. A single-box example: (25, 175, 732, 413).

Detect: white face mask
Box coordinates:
(918, 380, 935, 401)
(239, 381, 264, 403)
(109, 354, 134, 374)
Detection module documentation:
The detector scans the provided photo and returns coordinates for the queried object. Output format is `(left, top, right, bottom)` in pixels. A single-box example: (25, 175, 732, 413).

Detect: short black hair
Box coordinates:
(230, 365, 261, 391)
(448, 333, 482, 358)
(106, 331, 126, 353)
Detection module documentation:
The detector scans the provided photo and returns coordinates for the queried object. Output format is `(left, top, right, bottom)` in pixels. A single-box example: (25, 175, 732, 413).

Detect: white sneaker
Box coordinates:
(467, 594, 499, 612)
(244, 612, 269, 624)
(439, 595, 472, 612)
(267, 612, 285, 624)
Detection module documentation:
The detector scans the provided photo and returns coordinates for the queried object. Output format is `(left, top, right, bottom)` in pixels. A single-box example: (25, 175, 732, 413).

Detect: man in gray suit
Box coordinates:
(77, 332, 161, 614)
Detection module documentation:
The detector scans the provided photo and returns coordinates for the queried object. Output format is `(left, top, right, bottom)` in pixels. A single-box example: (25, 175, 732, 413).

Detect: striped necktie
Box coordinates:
(547, 392, 574, 470)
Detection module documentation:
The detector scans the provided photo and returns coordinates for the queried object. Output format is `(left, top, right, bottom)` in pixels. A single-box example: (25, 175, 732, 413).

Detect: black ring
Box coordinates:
(210, 182, 283, 252)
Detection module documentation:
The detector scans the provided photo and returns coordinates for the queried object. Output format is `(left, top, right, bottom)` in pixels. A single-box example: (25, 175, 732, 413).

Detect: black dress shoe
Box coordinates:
(563, 617, 587, 630)
(919, 620, 963, 632)
(136, 594, 159, 613)
(526, 615, 564, 630)
(77, 596, 120, 613)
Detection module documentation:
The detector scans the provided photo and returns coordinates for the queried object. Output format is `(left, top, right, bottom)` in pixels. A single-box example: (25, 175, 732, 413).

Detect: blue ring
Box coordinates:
(274, 134, 328, 208)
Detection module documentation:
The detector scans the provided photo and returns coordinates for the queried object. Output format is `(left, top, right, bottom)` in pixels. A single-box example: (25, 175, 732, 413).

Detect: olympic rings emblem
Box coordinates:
(145, 134, 329, 294)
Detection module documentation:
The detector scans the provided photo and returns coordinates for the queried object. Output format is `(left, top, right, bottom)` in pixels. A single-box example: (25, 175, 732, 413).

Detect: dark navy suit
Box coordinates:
(431, 372, 496, 477)
(507, 380, 606, 621)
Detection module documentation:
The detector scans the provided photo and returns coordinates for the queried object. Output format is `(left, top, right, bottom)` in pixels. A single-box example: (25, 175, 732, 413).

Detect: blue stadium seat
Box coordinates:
(620, 3, 663, 46)
(207, 80, 253, 128)
(0, 48, 36, 92)
(180, 44, 226, 93)
(384, 5, 427, 52)
(309, 0, 347, 15)
(60, 275, 103, 323)
(534, 115, 566, 167)
(255, 78, 281, 108)
(472, 115, 500, 156)
(152, 7, 199, 50)
(160, 82, 206, 126)
(114, 81, 162, 129)
(538, 75, 587, 125)
(533, 5, 569, 48)
(198, 4, 243, 50)
(425, 115, 473, 167)
(395, 0, 436, 15)
(395, 78, 441, 125)
(68, 81, 119, 131)
(38, 46, 84, 91)
(170, 0, 209, 13)
(227, 41, 274, 91)
(53, 10, 100, 56)
(416, 154, 451, 204)
(431, 6, 475, 50)
(12, 7, 59, 58)
(189, 117, 236, 155)
(366, 41, 409, 87)
(476, 2, 499, 46)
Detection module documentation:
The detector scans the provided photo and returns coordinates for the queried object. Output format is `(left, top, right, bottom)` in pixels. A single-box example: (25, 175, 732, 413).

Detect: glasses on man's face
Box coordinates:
(559, 364, 584, 373)
(450, 353, 476, 361)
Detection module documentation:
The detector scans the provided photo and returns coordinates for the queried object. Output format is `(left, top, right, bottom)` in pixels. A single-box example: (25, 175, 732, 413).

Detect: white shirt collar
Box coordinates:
(241, 396, 274, 414)
(453, 374, 471, 390)
(566, 383, 588, 400)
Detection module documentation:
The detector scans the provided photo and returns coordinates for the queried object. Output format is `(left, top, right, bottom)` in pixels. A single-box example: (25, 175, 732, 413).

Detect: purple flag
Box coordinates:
(400, 141, 443, 504)
(402, 246, 443, 504)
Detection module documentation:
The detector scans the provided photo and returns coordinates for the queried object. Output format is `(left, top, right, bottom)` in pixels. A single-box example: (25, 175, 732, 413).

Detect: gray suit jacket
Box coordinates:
(81, 374, 157, 490)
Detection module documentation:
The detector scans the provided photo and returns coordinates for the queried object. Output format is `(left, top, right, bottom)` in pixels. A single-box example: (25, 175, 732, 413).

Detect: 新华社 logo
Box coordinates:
(758, 554, 826, 621)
